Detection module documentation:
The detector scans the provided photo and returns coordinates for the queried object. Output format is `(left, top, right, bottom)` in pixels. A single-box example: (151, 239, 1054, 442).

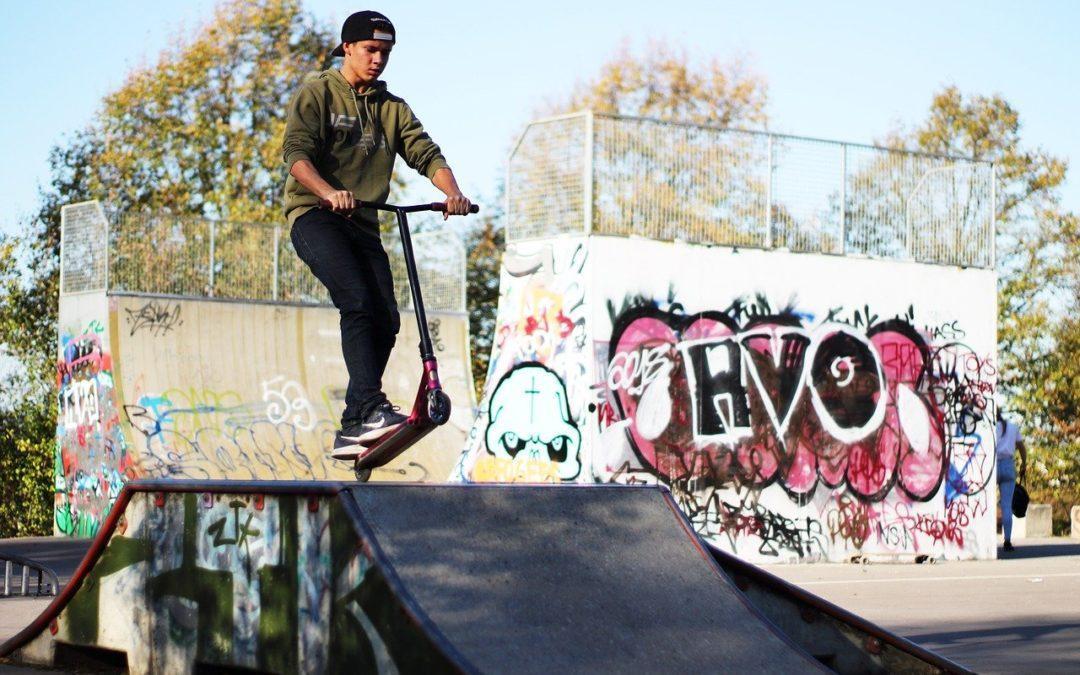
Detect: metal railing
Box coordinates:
(2, 554, 59, 597)
(60, 202, 467, 312)
(507, 112, 996, 268)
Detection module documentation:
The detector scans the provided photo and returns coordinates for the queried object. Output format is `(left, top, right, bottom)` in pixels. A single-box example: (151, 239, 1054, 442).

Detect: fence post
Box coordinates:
(208, 220, 216, 297)
(105, 213, 111, 292)
(583, 110, 594, 236)
(765, 134, 774, 249)
(272, 225, 281, 301)
(989, 162, 997, 268)
(21, 565, 29, 596)
(505, 139, 515, 243)
(459, 238, 467, 312)
(3, 560, 10, 596)
(840, 144, 847, 255)
(58, 213, 66, 295)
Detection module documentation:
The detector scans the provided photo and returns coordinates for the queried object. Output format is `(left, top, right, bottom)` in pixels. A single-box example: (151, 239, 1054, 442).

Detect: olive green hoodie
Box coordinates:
(282, 69, 449, 228)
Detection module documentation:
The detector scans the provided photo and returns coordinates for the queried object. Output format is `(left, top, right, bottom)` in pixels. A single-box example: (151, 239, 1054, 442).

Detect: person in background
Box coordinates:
(995, 407, 1028, 552)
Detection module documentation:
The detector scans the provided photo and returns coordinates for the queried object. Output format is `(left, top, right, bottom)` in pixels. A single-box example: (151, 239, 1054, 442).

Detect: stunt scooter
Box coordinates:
(318, 198, 479, 481)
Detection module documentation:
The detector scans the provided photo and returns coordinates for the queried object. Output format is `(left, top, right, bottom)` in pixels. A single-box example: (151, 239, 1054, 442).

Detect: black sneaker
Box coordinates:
(331, 403, 408, 460)
(332, 429, 366, 460)
(1003, 540, 1015, 552)
(357, 402, 408, 444)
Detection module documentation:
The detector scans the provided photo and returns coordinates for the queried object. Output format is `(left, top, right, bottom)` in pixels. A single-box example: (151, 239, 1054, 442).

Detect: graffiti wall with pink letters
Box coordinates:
(455, 236, 998, 562)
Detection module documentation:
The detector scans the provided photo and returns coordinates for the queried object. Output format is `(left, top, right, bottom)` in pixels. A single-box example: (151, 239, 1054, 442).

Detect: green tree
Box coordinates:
(0, 404, 54, 538)
(890, 87, 1078, 531)
(544, 40, 768, 127)
(543, 42, 771, 244)
(0, 0, 334, 535)
(463, 43, 771, 399)
(92, 0, 334, 221)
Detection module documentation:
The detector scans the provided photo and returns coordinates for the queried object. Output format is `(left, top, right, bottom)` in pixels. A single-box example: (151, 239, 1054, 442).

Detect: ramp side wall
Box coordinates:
(55, 293, 475, 536)
(456, 236, 998, 562)
(12, 489, 454, 673)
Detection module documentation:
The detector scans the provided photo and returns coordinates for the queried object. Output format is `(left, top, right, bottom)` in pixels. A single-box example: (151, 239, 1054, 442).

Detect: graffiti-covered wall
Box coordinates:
(55, 293, 475, 536)
(455, 236, 998, 562)
(456, 241, 592, 483)
(56, 294, 129, 537)
(19, 490, 452, 672)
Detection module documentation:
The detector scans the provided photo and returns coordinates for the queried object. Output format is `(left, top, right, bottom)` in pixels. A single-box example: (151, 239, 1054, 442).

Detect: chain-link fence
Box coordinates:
(63, 202, 466, 312)
(387, 227, 467, 313)
(60, 201, 109, 294)
(507, 112, 996, 268)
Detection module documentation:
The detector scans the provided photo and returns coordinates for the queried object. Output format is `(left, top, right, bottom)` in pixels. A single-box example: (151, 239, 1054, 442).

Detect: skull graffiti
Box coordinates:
(484, 363, 582, 480)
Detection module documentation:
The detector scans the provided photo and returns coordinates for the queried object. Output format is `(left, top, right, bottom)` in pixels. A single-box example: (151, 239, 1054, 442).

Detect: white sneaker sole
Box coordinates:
(357, 421, 405, 444)
(331, 442, 365, 460)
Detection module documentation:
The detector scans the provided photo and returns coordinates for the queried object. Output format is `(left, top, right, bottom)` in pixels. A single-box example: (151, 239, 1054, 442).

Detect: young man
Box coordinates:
(282, 10, 471, 459)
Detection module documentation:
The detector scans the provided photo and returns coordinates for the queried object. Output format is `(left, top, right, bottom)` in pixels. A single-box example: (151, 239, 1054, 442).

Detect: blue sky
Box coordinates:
(2, 0, 1078, 234)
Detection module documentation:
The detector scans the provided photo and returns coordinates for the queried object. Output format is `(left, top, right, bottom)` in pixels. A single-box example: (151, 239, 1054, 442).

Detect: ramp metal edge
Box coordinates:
(707, 543, 972, 674)
(106, 290, 470, 316)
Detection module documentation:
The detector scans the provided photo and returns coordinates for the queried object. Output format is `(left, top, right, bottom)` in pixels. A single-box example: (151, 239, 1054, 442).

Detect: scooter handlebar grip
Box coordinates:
(429, 202, 480, 214)
(317, 198, 355, 212)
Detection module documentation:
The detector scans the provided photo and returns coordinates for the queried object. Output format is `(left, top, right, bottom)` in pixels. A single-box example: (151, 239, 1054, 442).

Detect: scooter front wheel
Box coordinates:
(354, 466, 372, 482)
(427, 389, 452, 425)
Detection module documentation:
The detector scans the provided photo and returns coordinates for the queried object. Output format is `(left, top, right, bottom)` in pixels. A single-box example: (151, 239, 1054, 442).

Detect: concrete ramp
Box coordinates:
(2, 481, 963, 673)
(347, 485, 816, 673)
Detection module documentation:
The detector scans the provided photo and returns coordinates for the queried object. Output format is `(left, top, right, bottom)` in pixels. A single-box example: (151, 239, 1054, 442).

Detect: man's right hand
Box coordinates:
(321, 189, 356, 214)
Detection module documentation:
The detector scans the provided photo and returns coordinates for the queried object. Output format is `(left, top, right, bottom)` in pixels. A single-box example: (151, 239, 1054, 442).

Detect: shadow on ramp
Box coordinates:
(1, 480, 966, 673)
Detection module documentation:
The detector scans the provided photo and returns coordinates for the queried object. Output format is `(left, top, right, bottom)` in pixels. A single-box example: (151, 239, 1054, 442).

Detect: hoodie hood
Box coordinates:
(324, 68, 388, 98)
(282, 69, 450, 228)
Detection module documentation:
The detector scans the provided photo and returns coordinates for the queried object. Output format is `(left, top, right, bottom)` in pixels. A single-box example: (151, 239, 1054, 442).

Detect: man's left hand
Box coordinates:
(444, 193, 472, 220)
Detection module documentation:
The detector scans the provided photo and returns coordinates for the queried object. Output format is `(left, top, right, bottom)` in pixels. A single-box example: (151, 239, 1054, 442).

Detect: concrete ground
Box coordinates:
(1, 537, 1078, 672)
(0, 536, 92, 661)
(768, 538, 1080, 673)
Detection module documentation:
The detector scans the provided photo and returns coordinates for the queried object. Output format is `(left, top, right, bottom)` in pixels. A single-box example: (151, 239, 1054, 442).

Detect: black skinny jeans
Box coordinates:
(291, 209, 400, 426)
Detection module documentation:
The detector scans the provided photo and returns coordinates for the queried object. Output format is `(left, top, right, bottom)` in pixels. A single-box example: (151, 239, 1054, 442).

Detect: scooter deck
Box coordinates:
(352, 418, 438, 472)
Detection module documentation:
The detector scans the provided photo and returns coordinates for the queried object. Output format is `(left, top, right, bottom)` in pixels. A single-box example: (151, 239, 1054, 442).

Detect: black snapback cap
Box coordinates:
(331, 11, 396, 57)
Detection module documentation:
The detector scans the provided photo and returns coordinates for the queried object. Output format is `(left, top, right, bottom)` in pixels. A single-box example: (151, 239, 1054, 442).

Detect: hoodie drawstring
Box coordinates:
(350, 90, 386, 157)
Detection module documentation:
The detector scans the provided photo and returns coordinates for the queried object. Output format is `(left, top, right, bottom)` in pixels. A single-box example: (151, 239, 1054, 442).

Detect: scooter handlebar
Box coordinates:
(316, 199, 479, 215)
